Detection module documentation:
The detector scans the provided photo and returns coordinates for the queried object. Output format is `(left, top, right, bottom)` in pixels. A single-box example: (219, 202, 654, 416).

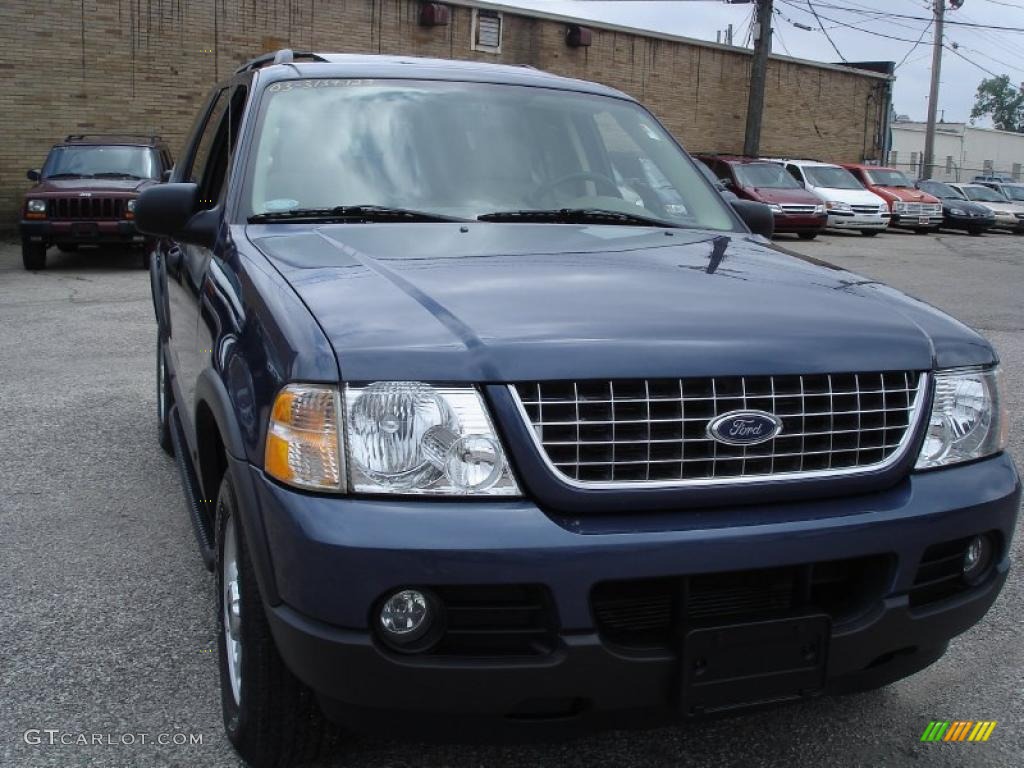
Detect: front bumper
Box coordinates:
(991, 212, 1024, 231)
(944, 212, 995, 231)
(772, 213, 828, 233)
(232, 452, 1019, 730)
(827, 212, 889, 230)
(20, 219, 146, 244)
(891, 212, 943, 229)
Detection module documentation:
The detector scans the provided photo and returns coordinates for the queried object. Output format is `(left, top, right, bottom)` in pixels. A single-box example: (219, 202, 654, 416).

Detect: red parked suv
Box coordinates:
(842, 164, 943, 233)
(20, 134, 173, 270)
(697, 155, 827, 239)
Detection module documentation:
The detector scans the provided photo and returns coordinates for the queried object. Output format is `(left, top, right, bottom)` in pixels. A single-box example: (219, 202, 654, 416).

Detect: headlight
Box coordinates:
(916, 367, 1008, 470)
(345, 382, 519, 495)
(826, 201, 852, 212)
(126, 199, 137, 213)
(892, 201, 906, 212)
(26, 199, 46, 213)
(878, 203, 889, 214)
(813, 204, 826, 214)
(950, 207, 966, 215)
(768, 204, 784, 213)
(264, 382, 520, 495)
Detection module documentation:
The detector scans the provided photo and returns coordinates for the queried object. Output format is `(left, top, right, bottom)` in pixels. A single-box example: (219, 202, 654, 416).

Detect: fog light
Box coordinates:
(962, 535, 994, 585)
(379, 589, 433, 644)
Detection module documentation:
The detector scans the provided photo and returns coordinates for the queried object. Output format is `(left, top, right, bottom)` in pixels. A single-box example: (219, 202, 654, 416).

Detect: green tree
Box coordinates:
(970, 75, 1024, 132)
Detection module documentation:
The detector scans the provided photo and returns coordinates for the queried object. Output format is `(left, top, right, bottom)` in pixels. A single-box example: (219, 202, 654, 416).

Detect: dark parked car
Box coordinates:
(139, 51, 1018, 767)
(20, 134, 172, 270)
(916, 180, 996, 235)
(698, 155, 828, 239)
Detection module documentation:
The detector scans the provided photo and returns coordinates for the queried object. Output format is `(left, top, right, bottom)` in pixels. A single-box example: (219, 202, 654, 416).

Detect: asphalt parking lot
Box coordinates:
(1, 228, 1021, 768)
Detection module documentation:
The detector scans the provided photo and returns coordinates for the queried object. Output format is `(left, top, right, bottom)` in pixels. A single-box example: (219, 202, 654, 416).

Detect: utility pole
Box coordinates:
(922, 0, 945, 180)
(743, 0, 773, 157)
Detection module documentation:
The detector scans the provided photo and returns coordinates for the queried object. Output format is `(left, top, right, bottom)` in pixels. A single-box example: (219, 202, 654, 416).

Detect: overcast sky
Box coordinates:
(498, 0, 1022, 125)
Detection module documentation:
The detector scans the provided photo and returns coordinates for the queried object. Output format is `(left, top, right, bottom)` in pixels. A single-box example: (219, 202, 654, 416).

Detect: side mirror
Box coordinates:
(27, 169, 40, 182)
(135, 183, 218, 248)
(730, 199, 775, 238)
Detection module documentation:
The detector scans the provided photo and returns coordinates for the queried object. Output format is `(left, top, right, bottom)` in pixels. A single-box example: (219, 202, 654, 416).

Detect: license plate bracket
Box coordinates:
(680, 614, 829, 716)
(71, 222, 99, 237)
(919, 216, 930, 224)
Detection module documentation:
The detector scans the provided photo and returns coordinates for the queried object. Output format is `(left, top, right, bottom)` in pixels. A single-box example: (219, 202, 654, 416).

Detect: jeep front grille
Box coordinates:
(511, 372, 926, 487)
(47, 197, 126, 220)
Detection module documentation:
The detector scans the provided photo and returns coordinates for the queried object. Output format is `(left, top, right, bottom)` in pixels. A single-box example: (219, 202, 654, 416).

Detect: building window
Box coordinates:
(472, 8, 502, 53)
(946, 155, 953, 174)
(1014, 163, 1022, 181)
(889, 150, 898, 165)
(983, 159, 993, 171)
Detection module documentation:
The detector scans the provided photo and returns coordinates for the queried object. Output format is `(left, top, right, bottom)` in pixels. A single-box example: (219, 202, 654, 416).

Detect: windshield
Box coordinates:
(42, 145, 158, 179)
(245, 79, 736, 230)
(866, 168, 911, 187)
(999, 184, 1024, 202)
(963, 186, 1008, 203)
(802, 165, 864, 190)
(734, 163, 801, 189)
(920, 181, 963, 199)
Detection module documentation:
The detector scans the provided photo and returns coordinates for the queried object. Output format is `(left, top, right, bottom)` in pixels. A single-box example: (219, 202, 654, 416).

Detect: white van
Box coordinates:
(771, 159, 890, 236)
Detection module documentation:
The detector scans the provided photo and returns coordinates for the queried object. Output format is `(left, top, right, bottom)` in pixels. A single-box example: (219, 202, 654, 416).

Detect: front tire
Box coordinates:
(22, 240, 46, 270)
(216, 474, 340, 767)
(860, 230, 880, 237)
(157, 339, 173, 456)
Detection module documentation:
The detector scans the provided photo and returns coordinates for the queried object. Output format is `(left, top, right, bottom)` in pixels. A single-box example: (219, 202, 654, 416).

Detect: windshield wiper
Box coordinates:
(477, 207, 682, 228)
(46, 172, 93, 179)
(93, 172, 144, 179)
(247, 205, 470, 224)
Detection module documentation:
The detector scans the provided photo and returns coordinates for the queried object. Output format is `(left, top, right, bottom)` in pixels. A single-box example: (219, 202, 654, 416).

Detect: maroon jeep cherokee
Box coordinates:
(697, 155, 828, 239)
(20, 134, 172, 270)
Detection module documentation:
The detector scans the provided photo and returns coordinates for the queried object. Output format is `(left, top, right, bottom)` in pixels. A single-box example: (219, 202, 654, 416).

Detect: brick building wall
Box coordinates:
(0, 0, 889, 226)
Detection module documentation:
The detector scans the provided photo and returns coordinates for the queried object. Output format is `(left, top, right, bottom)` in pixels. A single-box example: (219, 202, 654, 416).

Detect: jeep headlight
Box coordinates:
(916, 367, 1008, 469)
(264, 382, 520, 495)
(127, 198, 137, 213)
(26, 199, 47, 214)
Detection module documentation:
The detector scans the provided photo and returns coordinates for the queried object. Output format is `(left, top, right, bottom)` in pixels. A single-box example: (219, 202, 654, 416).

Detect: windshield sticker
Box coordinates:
(267, 79, 371, 93)
(263, 198, 300, 212)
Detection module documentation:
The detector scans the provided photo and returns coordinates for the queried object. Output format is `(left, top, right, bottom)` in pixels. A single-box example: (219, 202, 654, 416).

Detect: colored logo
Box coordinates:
(707, 410, 782, 446)
(920, 721, 997, 742)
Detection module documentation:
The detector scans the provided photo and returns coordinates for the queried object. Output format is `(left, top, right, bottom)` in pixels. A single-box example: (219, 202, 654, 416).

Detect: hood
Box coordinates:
(974, 200, 1024, 214)
(808, 187, 884, 206)
(870, 186, 938, 204)
(941, 198, 994, 216)
(247, 223, 994, 382)
(27, 178, 154, 196)
(742, 186, 822, 205)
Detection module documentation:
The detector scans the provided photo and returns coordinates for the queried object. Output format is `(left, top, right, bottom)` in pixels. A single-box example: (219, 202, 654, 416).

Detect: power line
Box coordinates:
(805, 1, 847, 60)
(798, 1, 1024, 32)
(776, 0, 937, 43)
(944, 43, 1002, 79)
(896, 19, 933, 69)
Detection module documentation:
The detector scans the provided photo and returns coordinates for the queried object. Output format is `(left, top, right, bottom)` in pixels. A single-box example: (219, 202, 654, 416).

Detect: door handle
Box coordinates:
(166, 244, 183, 271)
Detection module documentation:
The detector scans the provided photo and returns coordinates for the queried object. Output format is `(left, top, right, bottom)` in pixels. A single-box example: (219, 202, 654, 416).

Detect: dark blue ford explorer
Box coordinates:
(138, 51, 1019, 767)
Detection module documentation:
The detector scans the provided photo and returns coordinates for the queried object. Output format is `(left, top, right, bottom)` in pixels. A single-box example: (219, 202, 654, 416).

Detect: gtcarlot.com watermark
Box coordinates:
(24, 729, 203, 747)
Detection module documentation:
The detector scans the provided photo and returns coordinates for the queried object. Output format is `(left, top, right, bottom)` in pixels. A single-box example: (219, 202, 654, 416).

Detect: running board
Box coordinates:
(168, 404, 216, 571)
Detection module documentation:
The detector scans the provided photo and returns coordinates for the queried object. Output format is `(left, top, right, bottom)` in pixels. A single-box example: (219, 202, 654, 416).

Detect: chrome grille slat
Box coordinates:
(511, 372, 926, 487)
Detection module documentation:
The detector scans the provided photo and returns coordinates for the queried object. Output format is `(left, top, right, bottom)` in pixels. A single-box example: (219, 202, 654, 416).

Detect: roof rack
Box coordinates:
(64, 133, 163, 143)
(234, 49, 327, 74)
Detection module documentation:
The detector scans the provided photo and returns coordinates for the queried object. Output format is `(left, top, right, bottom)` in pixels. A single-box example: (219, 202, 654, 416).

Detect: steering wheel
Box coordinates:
(531, 172, 620, 206)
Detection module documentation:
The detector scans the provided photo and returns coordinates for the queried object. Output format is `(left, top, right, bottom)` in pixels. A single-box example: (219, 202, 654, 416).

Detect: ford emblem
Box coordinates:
(707, 410, 783, 446)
